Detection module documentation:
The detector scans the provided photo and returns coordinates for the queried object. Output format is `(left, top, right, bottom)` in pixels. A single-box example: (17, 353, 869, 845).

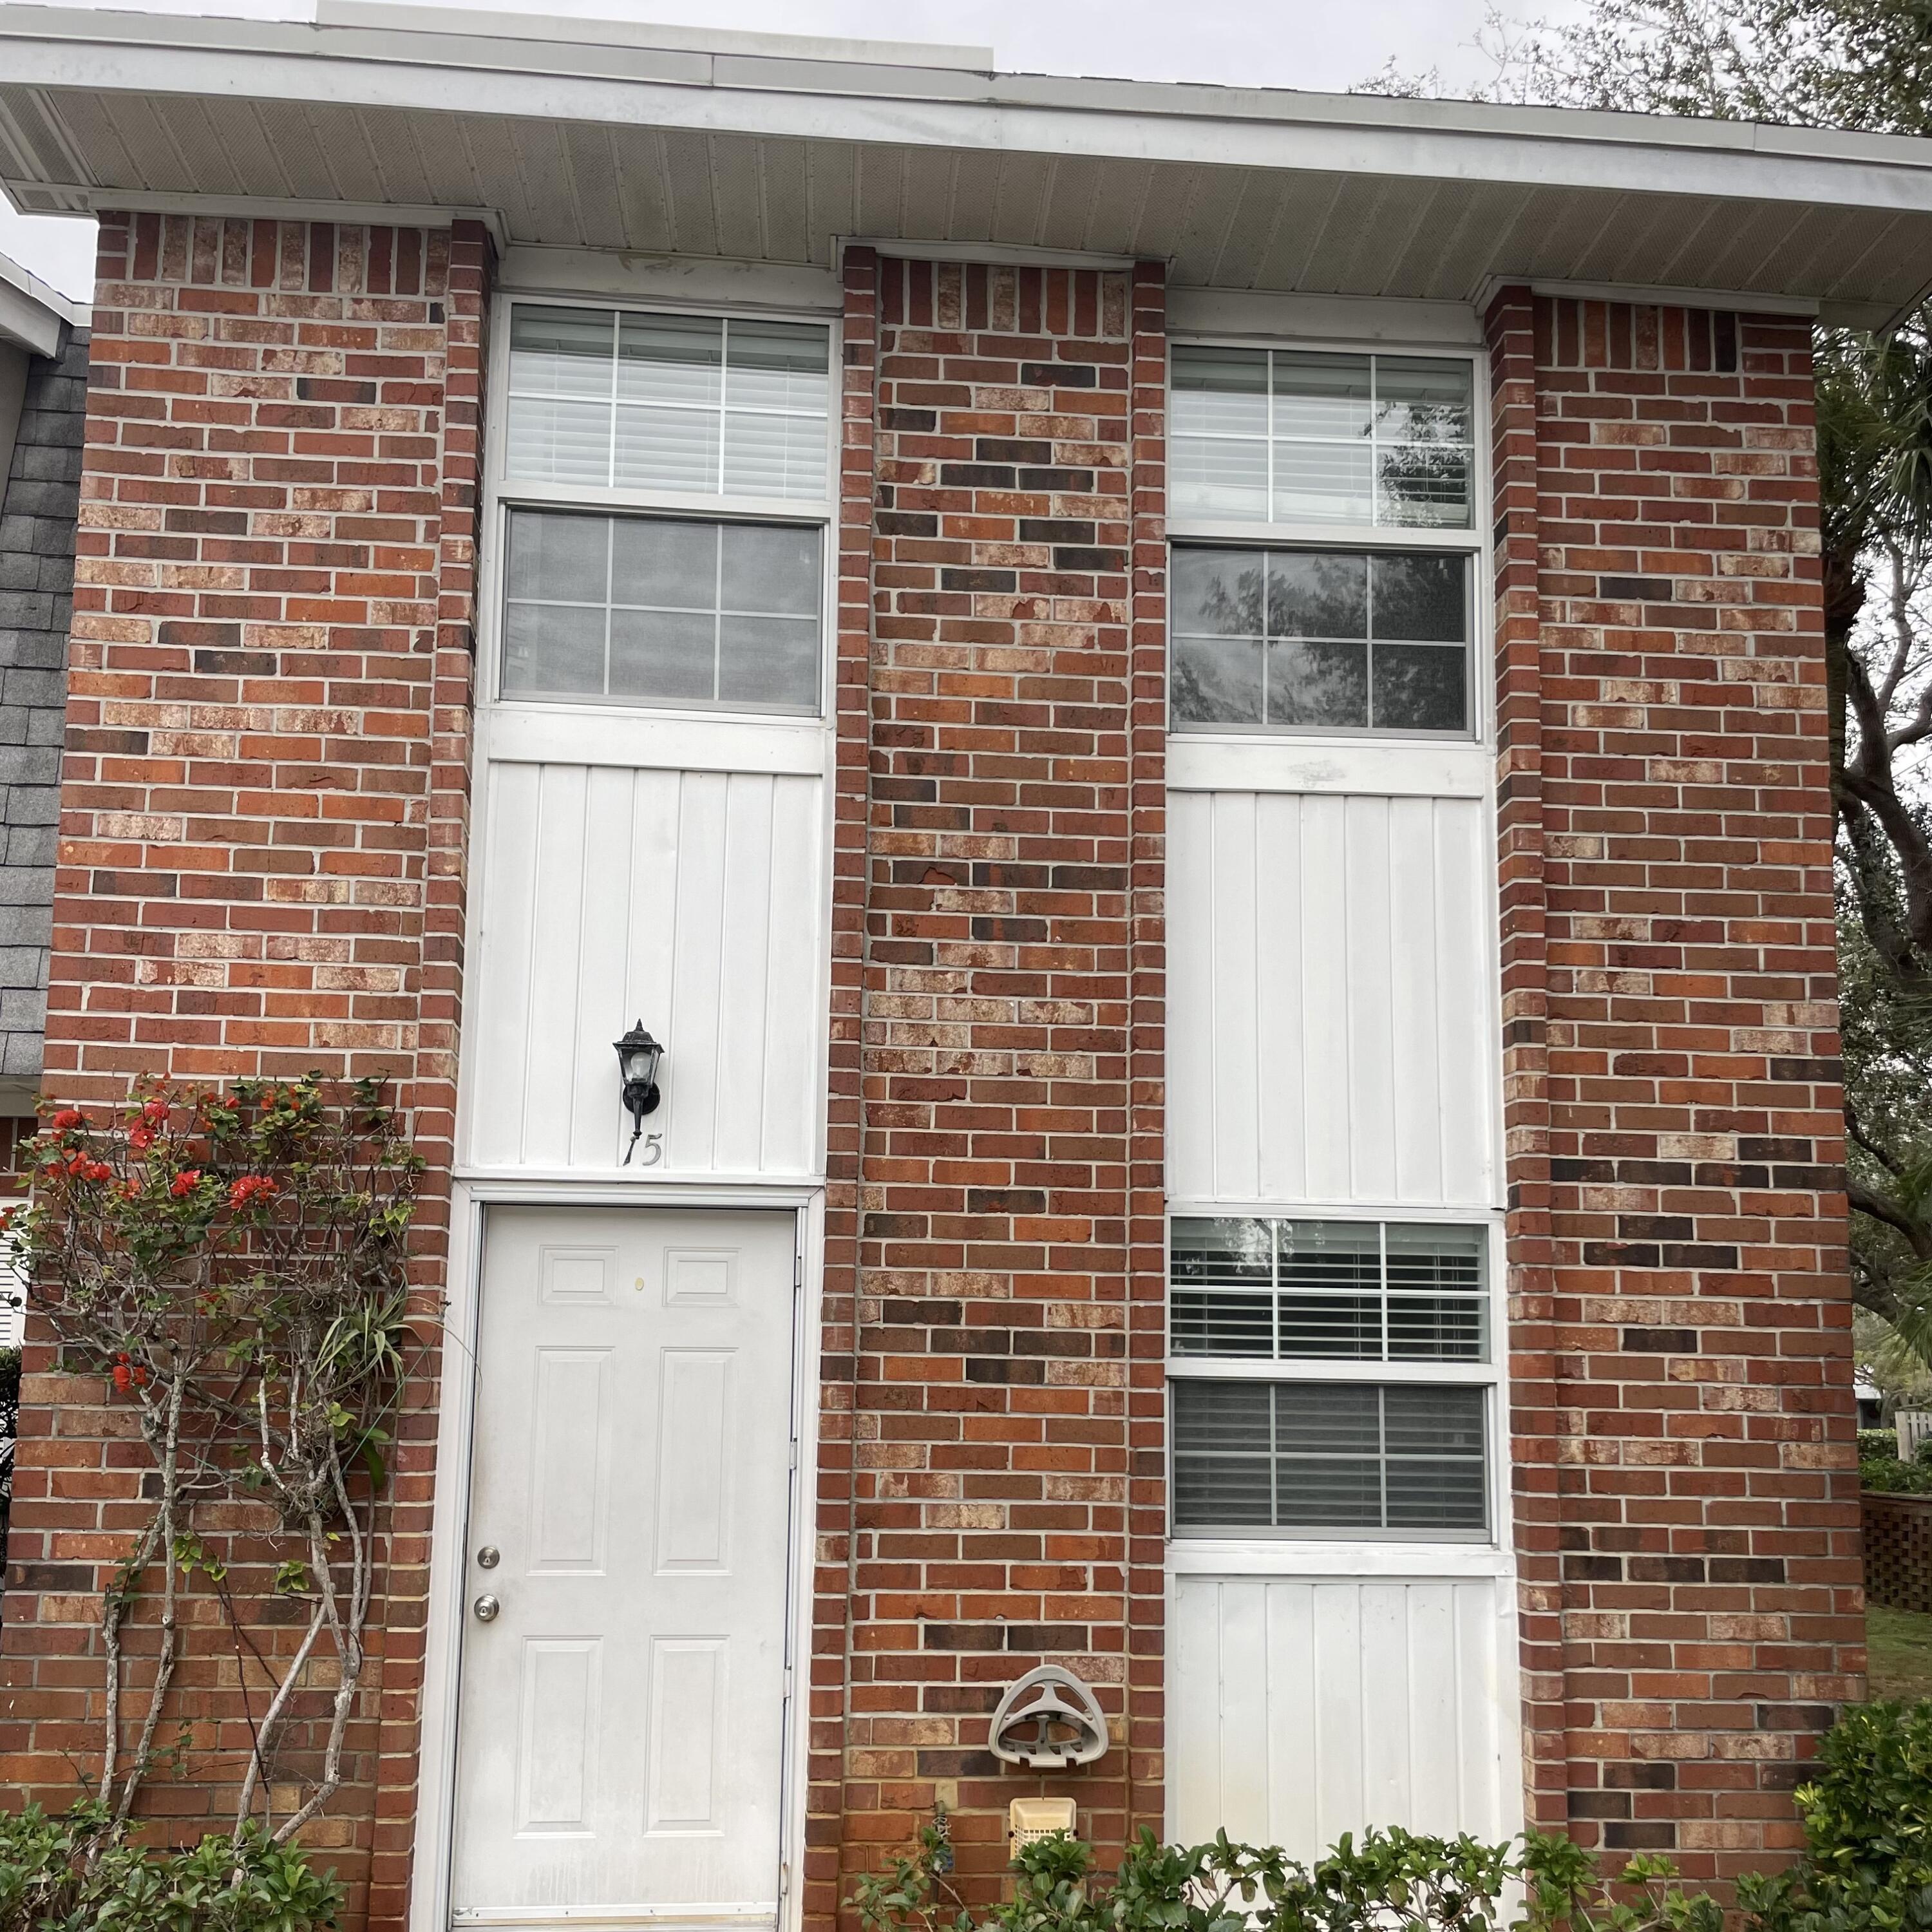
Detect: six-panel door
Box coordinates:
(451, 1206, 797, 1926)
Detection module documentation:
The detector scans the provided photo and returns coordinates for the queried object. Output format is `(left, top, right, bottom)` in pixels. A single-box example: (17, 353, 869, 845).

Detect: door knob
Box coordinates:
(473, 1593, 501, 1623)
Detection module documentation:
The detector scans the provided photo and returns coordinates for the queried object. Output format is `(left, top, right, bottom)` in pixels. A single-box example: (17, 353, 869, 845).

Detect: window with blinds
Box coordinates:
(1168, 1217, 1492, 1539)
(495, 301, 832, 715)
(1166, 340, 1481, 741)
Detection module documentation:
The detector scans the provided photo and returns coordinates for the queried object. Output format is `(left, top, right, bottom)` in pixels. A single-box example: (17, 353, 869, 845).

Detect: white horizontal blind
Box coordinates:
(504, 305, 831, 499)
(1170, 346, 1474, 529)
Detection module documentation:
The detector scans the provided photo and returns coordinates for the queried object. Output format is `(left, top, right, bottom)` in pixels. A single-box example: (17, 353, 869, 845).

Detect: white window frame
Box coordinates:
(478, 290, 841, 760)
(1165, 1204, 1508, 1555)
(1166, 334, 1492, 753)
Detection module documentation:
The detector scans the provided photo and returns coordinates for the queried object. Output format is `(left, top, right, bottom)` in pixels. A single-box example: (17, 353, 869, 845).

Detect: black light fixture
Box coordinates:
(614, 1020, 663, 1165)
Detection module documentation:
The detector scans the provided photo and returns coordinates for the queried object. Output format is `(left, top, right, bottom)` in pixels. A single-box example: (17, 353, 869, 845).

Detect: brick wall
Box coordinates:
(807, 253, 1167, 1918)
(0, 322, 88, 1088)
(1488, 289, 1865, 1880)
(0, 212, 491, 1930)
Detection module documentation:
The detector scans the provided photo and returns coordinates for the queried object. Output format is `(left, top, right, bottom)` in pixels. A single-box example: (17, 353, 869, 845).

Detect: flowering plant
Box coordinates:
(10, 1074, 426, 1848)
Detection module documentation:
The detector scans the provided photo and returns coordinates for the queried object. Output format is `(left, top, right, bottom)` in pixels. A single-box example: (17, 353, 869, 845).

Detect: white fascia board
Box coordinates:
(0, 247, 75, 355)
(6, 8, 1932, 218)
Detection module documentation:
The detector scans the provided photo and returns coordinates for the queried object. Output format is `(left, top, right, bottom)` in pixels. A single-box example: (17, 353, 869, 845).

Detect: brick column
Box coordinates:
(1492, 294, 1866, 1881)
(0, 212, 488, 1929)
(821, 256, 1154, 1908)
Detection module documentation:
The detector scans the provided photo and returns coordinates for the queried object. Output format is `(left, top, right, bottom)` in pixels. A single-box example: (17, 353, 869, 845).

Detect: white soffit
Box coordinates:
(0, 3, 1930, 323)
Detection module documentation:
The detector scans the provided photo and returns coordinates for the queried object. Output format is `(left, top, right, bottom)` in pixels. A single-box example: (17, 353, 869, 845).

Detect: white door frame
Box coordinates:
(410, 1176, 828, 1932)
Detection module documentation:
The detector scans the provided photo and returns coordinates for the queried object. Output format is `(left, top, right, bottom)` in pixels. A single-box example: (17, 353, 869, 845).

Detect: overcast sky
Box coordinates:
(0, 0, 1580, 302)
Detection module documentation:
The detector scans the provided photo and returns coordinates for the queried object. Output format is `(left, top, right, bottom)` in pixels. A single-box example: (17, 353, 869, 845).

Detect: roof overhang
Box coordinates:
(3, 1, 1932, 327)
(0, 243, 79, 354)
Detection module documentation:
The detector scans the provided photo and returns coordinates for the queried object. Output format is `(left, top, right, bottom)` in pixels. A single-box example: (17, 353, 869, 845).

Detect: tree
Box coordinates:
(1365, 0, 1932, 1350)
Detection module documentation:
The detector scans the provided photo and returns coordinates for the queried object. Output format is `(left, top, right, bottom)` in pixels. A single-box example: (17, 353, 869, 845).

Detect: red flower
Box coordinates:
(112, 1364, 131, 1391)
(132, 1365, 149, 1388)
(140, 1097, 167, 1124)
(82, 1160, 112, 1184)
(228, 1175, 278, 1210)
(64, 1153, 85, 1176)
(50, 1108, 83, 1132)
(169, 1170, 203, 1199)
(128, 1126, 155, 1152)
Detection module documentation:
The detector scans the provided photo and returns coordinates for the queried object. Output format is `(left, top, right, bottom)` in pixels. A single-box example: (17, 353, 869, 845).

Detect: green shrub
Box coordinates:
(1862, 1428, 1901, 1461)
(1861, 1453, 1932, 1492)
(848, 1705, 1932, 1932)
(0, 1801, 341, 1931)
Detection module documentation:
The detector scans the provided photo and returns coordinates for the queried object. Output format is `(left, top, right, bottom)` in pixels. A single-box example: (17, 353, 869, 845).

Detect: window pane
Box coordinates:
(1372, 642, 1466, 732)
(611, 517, 717, 610)
(614, 403, 719, 493)
(1274, 1458, 1382, 1527)
(506, 510, 609, 602)
(723, 410, 828, 500)
(504, 395, 609, 486)
(1171, 345, 1268, 438)
(1385, 1224, 1483, 1293)
(1374, 355, 1472, 442)
(723, 522, 822, 616)
(1172, 1381, 1275, 1528)
(1171, 550, 1264, 638)
(616, 311, 722, 408)
(726, 319, 831, 414)
(1385, 1385, 1485, 1456)
(1371, 553, 1465, 642)
(1274, 1297, 1381, 1358)
(610, 609, 714, 702)
(1387, 1459, 1486, 1530)
(1171, 1218, 1273, 1286)
(1387, 1298, 1484, 1359)
(503, 509, 819, 713)
(719, 615, 819, 708)
(1172, 637, 1265, 724)
(1267, 638, 1367, 728)
(1172, 437, 1268, 520)
(1274, 441, 1373, 524)
(1278, 1220, 1379, 1293)
(1273, 351, 1371, 440)
(1377, 443, 1471, 527)
(1275, 1382, 1379, 1455)
(509, 305, 613, 397)
(1269, 552, 1367, 638)
(502, 602, 605, 696)
(1171, 1292, 1274, 1357)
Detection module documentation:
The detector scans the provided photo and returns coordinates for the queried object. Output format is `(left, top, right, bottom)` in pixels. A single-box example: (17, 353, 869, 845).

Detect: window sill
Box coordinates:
(1166, 732, 1490, 797)
(1168, 1538, 1513, 1578)
(480, 703, 831, 777)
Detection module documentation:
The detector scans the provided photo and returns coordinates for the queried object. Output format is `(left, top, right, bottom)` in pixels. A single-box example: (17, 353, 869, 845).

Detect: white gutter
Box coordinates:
(3, 3, 1932, 217)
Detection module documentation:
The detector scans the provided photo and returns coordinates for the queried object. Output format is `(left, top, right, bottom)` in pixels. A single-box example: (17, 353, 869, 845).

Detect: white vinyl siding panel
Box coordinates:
(1170, 1574, 1517, 1857)
(466, 761, 824, 1175)
(1168, 790, 1493, 1208)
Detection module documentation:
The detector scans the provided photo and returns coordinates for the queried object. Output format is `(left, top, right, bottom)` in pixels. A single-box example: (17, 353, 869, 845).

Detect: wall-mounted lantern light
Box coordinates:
(614, 1020, 663, 1165)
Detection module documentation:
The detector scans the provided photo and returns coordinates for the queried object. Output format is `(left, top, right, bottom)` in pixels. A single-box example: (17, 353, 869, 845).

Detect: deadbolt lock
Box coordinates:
(477, 1545, 500, 1569)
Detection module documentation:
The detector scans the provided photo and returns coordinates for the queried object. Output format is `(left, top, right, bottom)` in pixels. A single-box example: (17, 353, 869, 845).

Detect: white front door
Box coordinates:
(450, 1206, 799, 1929)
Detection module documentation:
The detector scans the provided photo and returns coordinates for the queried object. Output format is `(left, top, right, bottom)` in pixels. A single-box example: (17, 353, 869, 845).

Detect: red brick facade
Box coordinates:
(808, 254, 1168, 1913)
(0, 225, 1862, 1927)
(0, 211, 491, 1926)
(1489, 287, 1864, 1880)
